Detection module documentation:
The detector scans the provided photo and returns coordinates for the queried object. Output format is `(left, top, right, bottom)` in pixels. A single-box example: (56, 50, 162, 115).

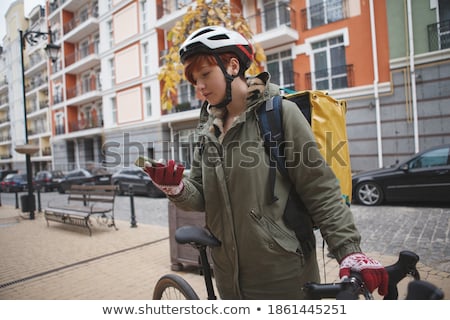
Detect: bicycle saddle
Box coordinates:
(175, 225, 221, 247)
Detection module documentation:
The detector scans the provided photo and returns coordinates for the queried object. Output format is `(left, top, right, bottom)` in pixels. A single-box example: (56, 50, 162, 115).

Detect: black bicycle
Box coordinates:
(152, 225, 444, 300)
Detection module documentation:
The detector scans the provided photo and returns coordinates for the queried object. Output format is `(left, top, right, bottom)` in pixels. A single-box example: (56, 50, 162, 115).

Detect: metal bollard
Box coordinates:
(129, 185, 137, 228)
(37, 187, 42, 212)
(15, 191, 19, 209)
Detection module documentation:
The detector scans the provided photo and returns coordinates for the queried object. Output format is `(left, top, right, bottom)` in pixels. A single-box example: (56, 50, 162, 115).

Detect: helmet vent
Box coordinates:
(209, 34, 230, 41)
(192, 28, 214, 39)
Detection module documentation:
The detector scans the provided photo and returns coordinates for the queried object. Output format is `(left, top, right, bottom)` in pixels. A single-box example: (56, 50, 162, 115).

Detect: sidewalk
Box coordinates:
(0, 205, 449, 300)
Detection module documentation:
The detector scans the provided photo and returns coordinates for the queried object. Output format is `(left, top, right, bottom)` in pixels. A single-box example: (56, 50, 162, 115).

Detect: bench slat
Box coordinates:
(44, 184, 118, 236)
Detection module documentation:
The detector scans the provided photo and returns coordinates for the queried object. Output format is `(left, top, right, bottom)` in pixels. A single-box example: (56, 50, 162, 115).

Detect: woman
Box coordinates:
(145, 26, 387, 299)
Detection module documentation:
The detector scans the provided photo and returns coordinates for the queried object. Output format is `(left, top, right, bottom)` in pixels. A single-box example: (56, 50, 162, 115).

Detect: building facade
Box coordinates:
(1, 0, 449, 175)
(1, 1, 52, 174)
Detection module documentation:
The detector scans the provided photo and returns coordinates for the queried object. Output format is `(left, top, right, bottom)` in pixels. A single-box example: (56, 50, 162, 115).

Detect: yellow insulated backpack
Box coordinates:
(258, 90, 352, 207)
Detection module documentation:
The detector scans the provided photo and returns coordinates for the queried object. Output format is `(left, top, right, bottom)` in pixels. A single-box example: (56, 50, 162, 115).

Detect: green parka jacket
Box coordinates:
(169, 72, 362, 299)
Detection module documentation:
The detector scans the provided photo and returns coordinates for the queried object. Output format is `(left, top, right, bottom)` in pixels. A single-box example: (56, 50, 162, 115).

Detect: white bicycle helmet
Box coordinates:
(179, 26, 254, 71)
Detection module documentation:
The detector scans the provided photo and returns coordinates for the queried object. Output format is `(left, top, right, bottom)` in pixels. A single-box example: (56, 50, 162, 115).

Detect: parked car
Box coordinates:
(57, 168, 112, 194)
(111, 167, 165, 198)
(35, 170, 65, 192)
(0, 169, 18, 182)
(0, 173, 28, 192)
(352, 144, 450, 206)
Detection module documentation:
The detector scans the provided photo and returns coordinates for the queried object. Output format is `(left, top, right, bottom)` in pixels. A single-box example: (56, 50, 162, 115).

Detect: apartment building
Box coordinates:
(1, 0, 449, 174)
(1, 2, 52, 174)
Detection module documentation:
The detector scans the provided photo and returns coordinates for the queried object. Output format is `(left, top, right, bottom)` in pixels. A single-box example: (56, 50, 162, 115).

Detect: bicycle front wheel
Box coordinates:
(153, 274, 200, 300)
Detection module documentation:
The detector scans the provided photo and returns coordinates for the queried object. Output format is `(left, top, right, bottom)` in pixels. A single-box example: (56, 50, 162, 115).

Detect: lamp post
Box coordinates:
(17, 27, 60, 219)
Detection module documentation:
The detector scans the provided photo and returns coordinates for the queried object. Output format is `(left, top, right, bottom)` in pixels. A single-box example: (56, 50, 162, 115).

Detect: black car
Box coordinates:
(57, 168, 112, 194)
(352, 144, 450, 206)
(0, 173, 28, 192)
(35, 170, 65, 192)
(111, 167, 165, 198)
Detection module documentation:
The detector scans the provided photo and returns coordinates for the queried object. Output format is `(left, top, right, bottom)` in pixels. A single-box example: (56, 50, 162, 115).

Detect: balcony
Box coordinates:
(248, 4, 298, 49)
(305, 64, 354, 90)
(0, 96, 8, 107)
(24, 51, 47, 76)
(0, 78, 7, 93)
(63, 4, 99, 43)
(155, 0, 192, 30)
(428, 19, 450, 52)
(64, 41, 100, 74)
(25, 75, 48, 94)
(0, 116, 10, 124)
(66, 75, 101, 105)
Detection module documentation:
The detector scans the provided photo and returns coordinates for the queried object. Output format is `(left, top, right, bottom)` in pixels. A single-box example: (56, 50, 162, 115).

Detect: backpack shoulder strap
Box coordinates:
(257, 95, 288, 203)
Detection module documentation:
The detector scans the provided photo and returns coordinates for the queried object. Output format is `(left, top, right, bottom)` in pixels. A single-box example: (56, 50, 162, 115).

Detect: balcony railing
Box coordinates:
(305, 64, 354, 90)
(301, 0, 347, 30)
(55, 124, 65, 135)
(0, 116, 10, 124)
(0, 96, 8, 105)
(25, 75, 48, 92)
(53, 93, 64, 104)
(66, 75, 100, 100)
(65, 41, 99, 67)
(428, 19, 450, 52)
(156, 0, 193, 19)
(69, 113, 103, 133)
(247, 3, 296, 34)
(63, 4, 99, 35)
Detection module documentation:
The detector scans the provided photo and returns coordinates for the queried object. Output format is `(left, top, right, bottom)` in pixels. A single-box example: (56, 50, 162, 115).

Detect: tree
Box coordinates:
(158, 0, 266, 111)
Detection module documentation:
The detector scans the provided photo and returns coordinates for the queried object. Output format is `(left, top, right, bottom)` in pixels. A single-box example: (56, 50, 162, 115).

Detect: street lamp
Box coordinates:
(16, 27, 60, 219)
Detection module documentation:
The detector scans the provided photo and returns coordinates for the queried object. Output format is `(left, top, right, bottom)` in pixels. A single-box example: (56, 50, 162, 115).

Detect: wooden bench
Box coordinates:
(44, 185, 118, 236)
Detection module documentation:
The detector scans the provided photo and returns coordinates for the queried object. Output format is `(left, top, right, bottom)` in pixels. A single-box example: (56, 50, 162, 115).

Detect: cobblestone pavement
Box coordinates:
(0, 192, 449, 300)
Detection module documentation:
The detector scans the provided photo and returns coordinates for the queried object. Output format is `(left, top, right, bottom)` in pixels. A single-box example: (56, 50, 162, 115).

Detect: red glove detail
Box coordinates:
(339, 253, 389, 296)
(143, 160, 184, 185)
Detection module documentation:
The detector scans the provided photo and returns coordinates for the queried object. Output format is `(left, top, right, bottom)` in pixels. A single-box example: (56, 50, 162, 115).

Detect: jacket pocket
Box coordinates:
(249, 209, 301, 255)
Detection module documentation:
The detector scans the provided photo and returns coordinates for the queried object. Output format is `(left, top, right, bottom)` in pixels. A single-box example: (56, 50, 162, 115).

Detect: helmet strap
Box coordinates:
(210, 54, 237, 109)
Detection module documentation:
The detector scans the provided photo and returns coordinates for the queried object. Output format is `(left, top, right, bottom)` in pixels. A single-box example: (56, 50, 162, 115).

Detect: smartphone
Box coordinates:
(134, 156, 162, 168)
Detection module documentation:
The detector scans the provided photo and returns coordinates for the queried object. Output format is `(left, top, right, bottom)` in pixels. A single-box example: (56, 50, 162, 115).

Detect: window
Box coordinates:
(79, 5, 89, 23)
(144, 87, 152, 117)
(178, 81, 196, 105)
(111, 97, 117, 125)
(95, 68, 101, 90)
(107, 20, 113, 48)
(142, 42, 150, 76)
(84, 138, 94, 162)
(310, 0, 344, 29)
(109, 58, 115, 86)
(409, 147, 450, 169)
(141, 0, 148, 31)
(81, 73, 90, 93)
(94, 34, 100, 54)
(263, 0, 291, 31)
(266, 50, 294, 91)
(55, 112, 65, 135)
(79, 39, 89, 59)
(67, 140, 75, 167)
(54, 84, 63, 104)
(311, 35, 347, 90)
(438, 0, 450, 49)
(179, 129, 198, 169)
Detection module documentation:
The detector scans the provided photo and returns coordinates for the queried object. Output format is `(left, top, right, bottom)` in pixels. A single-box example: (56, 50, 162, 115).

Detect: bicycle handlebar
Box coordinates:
(304, 250, 444, 300)
(303, 272, 369, 300)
